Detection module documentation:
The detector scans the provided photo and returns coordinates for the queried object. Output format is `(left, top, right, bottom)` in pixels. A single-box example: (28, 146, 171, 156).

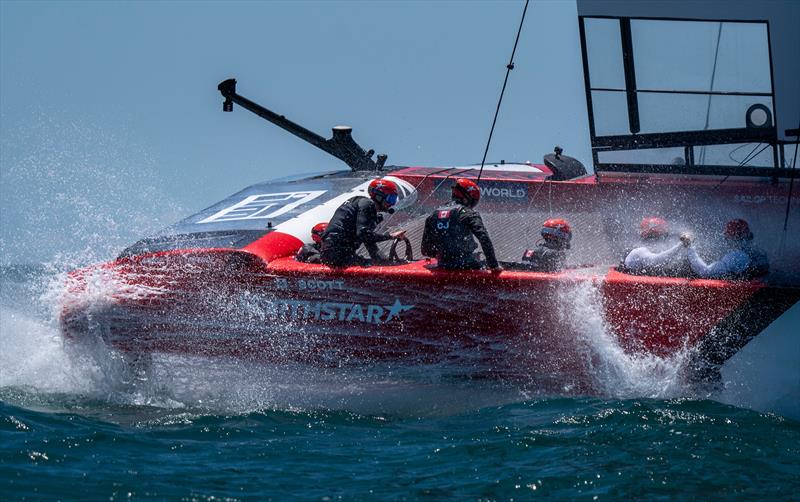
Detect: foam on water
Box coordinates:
(0, 306, 96, 395)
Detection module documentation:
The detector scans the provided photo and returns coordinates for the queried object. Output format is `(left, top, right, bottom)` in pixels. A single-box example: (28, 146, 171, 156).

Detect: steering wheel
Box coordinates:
(389, 235, 414, 263)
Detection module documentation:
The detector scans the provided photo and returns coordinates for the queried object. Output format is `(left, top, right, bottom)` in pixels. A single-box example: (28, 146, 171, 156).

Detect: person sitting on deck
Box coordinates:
(320, 178, 406, 267)
(622, 217, 690, 276)
(296, 223, 328, 264)
(686, 218, 769, 280)
(520, 218, 572, 272)
(421, 178, 502, 274)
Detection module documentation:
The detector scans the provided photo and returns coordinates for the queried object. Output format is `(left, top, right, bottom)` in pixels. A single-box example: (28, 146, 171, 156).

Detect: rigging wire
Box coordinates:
(738, 142, 771, 167)
(728, 142, 760, 165)
(477, 0, 530, 182)
(782, 119, 799, 236)
(714, 142, 771, 190)
(698, 22, 723, 166)
(727, 142, 751, 162)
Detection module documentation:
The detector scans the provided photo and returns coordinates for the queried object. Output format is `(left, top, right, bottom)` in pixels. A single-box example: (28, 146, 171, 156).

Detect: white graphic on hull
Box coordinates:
(248, 296, 414, 324)
(272, 278, 346, 291)
(270, 177, 417, 244)
(198, 191, 326, 224)
(480, 187, 526, 199)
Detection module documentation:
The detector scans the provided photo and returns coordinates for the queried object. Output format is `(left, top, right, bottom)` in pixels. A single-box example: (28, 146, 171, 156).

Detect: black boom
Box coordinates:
(217, 78, 387, 172)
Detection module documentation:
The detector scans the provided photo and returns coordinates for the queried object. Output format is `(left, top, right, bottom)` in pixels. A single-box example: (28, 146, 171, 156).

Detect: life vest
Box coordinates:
(323, 197, 364, 245)
(521, 244, 566, 272)
(427, 203, 477, 260)
(323, 196, 387, 250)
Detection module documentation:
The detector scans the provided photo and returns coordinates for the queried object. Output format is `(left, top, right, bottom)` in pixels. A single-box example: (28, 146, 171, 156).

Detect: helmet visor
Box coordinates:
(541, 226, 570, 241)
(385, 193, 398, 206)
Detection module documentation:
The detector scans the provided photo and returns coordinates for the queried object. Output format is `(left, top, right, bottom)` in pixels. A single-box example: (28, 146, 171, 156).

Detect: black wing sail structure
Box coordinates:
(577, 14, 798, 177)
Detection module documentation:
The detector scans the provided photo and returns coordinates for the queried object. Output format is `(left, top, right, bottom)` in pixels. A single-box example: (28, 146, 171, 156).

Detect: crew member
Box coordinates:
(295, 222, 327, 264)
(687, 218, 769, 279)
(320, 178, 405, 267)
(521, 218, 572, 272)
(421, 178, 502, 273)
(623, 217, 689, 276)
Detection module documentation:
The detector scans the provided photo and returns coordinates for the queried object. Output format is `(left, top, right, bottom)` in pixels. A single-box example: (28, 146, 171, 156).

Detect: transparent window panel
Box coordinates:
(783, 145, 799, 169)
(706, 95, 773, 130)
(696, 143, 776, 167)
(632, 20, 720, 92)
(711, 22, 771, 93)
(591, 90, 630, 136)
(584, 18, 625, 90)
(631, 20, 771, 93)
(637, 93, 774, 134)
(637, 92, 709, 133)
(598, 147, 687, 166)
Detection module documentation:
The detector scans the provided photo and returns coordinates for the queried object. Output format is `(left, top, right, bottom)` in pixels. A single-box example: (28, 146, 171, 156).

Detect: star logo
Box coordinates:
(383, 298, 415, 322)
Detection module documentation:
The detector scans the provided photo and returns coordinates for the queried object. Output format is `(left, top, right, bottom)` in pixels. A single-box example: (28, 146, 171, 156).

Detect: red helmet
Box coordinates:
(311, 222, 328, 244)
(640, 217, 669, 239)
(452, 178, 481, 207)
(368, 178, 399, 208)
(541, 218, 572, 244)
(724, 218, 753, 241)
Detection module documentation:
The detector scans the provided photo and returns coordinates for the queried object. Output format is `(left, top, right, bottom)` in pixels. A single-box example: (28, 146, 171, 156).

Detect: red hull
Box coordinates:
(60, 247, 791, 391)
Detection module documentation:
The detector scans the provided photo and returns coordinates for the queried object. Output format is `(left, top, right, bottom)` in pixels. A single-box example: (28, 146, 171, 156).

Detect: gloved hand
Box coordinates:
(680, 233, 692, 247)
(390, 230, 406, 240)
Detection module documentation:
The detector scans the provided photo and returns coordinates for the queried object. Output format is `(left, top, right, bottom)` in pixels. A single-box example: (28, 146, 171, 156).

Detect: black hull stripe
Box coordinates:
(690, 286, 800, 381)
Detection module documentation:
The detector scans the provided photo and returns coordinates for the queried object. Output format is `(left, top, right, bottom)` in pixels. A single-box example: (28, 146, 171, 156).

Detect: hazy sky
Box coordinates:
(0, 0, 591, 264)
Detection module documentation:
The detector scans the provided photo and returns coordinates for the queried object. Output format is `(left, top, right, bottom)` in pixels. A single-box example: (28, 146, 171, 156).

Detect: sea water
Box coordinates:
(2, 264, 798, 500)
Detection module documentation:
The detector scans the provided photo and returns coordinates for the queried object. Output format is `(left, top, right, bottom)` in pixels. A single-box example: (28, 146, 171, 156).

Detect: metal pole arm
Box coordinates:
(217, 79, 387, 171)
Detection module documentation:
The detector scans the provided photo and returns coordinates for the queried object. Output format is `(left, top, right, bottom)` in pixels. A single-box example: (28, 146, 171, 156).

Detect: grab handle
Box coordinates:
(389, 236, 413, 263)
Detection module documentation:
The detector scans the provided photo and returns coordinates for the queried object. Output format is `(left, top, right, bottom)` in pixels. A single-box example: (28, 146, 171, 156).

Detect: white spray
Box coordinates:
(558, 279, 693, 399)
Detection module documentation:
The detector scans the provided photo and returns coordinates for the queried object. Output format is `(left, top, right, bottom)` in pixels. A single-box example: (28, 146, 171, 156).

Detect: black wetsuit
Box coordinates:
(421, 201, 499, 270)
(521, 242, 567, 272)
(296, 242, 322, 264)
(320, 196, 392, 267)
